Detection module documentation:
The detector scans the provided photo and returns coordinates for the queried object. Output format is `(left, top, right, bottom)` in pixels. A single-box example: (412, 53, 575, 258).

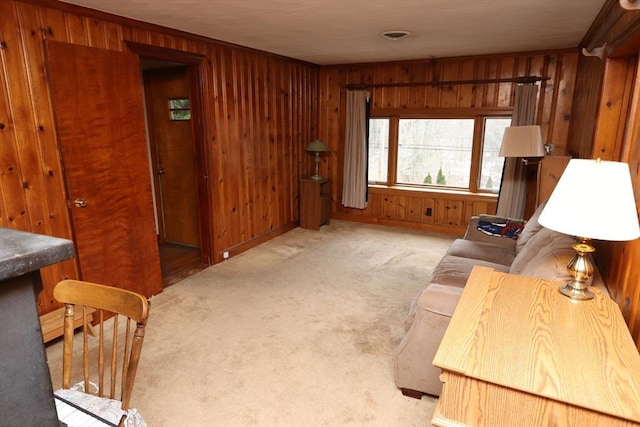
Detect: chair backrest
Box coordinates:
(53, 279, 149, 411)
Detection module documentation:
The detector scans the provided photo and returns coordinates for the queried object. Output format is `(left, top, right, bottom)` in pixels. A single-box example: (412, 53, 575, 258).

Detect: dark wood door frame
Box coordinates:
(126, 41, 213, 266)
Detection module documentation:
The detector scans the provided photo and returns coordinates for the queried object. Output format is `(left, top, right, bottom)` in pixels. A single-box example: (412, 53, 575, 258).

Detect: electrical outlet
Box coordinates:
(425, 207, 433, 216)
(223, 251, 229, 259)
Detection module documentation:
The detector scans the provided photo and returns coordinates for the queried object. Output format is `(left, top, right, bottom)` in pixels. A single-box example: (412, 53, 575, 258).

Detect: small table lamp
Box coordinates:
(499, 125, 545, 162)
(538, 158, 640, 300)
(305, 139, 330, 181)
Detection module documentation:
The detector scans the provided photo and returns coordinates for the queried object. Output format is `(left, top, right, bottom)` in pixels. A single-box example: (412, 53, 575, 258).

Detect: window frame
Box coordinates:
(368, 108, 512, 194)
(168, 98, 191, 121)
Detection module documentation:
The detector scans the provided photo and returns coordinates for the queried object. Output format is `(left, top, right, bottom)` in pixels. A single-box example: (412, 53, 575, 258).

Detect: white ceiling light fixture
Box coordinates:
(381, 30, 412, 41)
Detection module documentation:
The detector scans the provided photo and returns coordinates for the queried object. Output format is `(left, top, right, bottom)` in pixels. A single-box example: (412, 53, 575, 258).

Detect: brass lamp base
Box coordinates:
(558, 283, 595, 300)
(558, 239, 595, 301)
(310, 152, 323, 181)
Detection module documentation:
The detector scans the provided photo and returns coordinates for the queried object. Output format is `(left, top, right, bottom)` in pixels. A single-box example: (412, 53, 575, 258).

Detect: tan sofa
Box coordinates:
(394, 202, 605, 398)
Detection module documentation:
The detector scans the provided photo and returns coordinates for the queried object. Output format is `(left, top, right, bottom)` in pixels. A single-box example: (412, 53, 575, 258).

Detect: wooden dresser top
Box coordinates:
(434, 266, 640, 423)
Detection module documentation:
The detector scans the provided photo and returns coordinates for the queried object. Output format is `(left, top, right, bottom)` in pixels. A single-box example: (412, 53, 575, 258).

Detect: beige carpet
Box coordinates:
(47, 220, 454, 426)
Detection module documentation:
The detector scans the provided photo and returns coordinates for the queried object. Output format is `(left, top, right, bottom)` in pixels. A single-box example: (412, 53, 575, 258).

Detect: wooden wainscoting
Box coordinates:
(333, 186, 497, 235)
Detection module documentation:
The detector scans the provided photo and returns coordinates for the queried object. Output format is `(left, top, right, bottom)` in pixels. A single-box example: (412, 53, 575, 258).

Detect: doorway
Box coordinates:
(140, 58, 209, 286)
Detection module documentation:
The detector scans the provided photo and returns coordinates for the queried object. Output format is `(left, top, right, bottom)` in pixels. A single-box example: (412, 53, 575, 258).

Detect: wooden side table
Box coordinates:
(299, 179, 330, 230)
(432, 266, 640, 427)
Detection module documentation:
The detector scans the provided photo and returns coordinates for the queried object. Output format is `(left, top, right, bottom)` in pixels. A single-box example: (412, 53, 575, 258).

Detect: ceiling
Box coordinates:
(60, 0, 607, 65)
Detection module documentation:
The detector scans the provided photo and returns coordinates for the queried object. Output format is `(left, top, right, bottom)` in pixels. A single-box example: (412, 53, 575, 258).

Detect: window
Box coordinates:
(368, 118, 389, 182)
(397, 119, 473, 187)
(169, 98, 191, 121)
(480, 117, 512, 191)
(368, 115, 511, 193)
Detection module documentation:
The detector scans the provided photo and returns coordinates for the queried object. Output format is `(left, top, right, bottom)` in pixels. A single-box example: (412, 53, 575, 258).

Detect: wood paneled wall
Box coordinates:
(574, 0, 640, 350)
(318, 51, 579, 234)
(0, 0, 318, 313)
(3, 0, 639, 348)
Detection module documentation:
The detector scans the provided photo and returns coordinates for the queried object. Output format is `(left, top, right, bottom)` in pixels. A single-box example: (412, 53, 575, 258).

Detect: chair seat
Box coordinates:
(54, 388, 146, 427)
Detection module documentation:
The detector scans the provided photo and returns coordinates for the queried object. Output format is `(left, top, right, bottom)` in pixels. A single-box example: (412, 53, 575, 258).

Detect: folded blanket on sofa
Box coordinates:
(477, 215, 526, 239)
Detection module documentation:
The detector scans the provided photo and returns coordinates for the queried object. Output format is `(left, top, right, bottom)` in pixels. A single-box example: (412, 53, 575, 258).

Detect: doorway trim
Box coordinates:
(125, 41, 213, 266)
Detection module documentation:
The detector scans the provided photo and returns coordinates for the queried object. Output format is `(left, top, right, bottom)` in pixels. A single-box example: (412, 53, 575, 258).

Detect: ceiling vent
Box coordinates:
(381, 30, 411, 41)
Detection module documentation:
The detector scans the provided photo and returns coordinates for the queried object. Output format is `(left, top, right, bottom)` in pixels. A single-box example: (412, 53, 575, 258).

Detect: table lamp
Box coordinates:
(306, 139, 330, 181)
(538, 158, 640, 300)
(499, 125, 545, 162)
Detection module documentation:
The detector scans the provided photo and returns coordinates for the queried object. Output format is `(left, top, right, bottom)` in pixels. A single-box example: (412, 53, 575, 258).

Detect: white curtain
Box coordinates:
(342, 90, 369, 209)
(496, 84, 539, 218)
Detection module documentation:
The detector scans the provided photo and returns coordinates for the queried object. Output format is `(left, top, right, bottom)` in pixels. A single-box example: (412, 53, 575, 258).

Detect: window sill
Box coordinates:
(368, 184, 499, 199)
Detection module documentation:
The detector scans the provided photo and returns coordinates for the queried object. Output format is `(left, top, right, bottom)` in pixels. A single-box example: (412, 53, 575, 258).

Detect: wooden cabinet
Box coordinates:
(299, 179, 330, 230)
(433, 266, 640, 427)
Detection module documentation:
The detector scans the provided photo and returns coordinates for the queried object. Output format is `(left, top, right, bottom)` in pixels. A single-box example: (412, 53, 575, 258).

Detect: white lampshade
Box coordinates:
(499, 125, 545, 158)
(538, 159, 640, 241)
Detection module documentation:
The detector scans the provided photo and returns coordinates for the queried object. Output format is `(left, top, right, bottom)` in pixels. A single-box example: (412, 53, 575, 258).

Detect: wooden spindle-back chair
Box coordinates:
(53, 279, 149, 422)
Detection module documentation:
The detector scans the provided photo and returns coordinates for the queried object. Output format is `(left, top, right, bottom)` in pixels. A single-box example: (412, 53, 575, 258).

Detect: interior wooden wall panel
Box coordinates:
(551, 53, 578, 147)
(600, 57, 640, 346)
(568, 55, 605, 157)
(577, 0, 640, 349)
(1, 0, 78, 313)
(4, 0, 638, 346)
(320, 51, 578, 233)
(334, 186, 498, 234)
(1, 0, 318, 314)
(592, 57, 637, 160)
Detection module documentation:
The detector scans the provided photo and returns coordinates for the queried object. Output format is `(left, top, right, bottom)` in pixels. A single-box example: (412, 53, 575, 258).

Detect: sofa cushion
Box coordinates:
(515, 201, 547, 254)
(430, 255, 510, 288)
(515, 228, 577, 281)
(510, 227, 573, 274)
(509, 228, 575, 279)
(517, 243, 575, 282)
(445, 238, 516, 265)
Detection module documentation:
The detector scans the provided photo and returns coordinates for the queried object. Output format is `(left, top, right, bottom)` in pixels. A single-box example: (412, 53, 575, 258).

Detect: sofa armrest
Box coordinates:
(395, 284, 464, 397)
(463, 217, 518, 250)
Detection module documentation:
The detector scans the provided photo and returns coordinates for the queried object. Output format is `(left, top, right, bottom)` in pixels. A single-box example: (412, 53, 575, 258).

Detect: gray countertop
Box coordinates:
(0, 228, 75, 281)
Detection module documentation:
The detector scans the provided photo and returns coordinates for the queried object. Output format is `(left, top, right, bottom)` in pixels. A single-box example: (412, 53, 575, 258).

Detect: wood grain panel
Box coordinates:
(434, 267, 640, 426)
(62, 9, 88, 45)
(578, 0, 640, 350)
(1, 0, 78, 312)
(46, 41, 163, 298)
(332, 186, 496, 234)
(406, 197, 423, 223)
(568, 55, 604, 157)
(592, 57, 636, 160)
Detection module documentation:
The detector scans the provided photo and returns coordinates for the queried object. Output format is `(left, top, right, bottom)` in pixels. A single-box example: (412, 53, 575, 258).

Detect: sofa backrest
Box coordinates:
(510, 227, 575, 276)
(515, 201, 547, 254)
(516, 235, 576, 281)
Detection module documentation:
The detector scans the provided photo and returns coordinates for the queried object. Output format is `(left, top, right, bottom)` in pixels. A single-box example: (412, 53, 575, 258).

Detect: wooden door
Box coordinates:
(45, 41, 162, 297)
(144, 68, 200, 247)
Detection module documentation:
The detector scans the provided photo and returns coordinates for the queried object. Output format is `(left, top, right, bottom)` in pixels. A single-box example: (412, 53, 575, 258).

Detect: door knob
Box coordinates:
(74, 198, 88, 208)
